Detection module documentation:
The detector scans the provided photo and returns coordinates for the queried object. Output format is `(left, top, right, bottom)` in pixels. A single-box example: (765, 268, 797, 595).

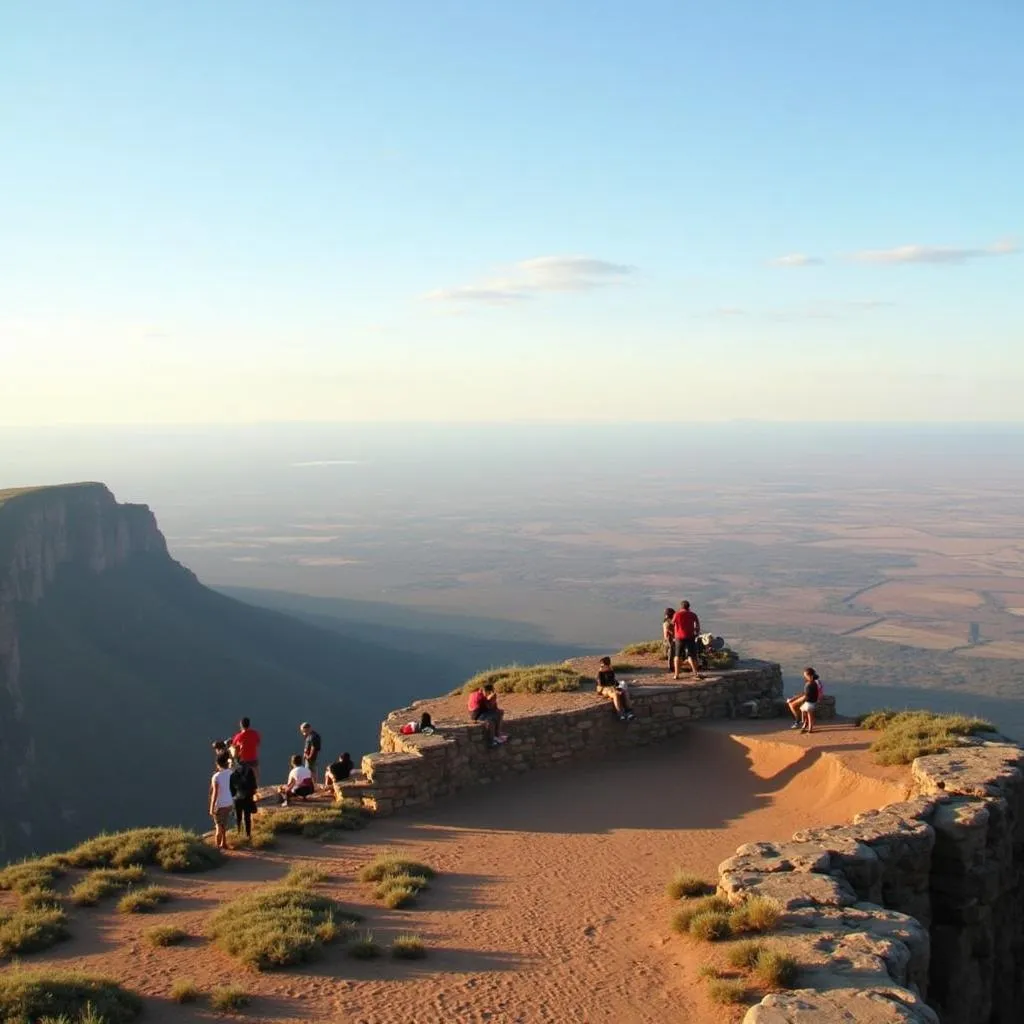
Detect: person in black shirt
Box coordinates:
(300, 722, 322, 784)
(786, 667, 822, 734)
(325, 752, 354, 799)
(596, 656, 636, 722)
(229, 761, 258, 838)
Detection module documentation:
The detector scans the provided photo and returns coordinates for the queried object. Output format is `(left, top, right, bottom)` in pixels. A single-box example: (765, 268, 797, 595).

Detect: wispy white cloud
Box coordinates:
(769, 253, 823, 268)
(851, 239, 1018, 265)
(699, 300, 891, 321)
(424, 255, 635, 305)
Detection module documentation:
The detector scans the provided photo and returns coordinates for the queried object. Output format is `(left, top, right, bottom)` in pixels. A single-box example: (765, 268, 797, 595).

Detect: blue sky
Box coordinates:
(2, 1, 1021, 423)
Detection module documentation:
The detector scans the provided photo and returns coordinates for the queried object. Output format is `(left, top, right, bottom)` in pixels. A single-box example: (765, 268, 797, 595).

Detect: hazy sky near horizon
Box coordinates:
(2, 2, 1022, 425)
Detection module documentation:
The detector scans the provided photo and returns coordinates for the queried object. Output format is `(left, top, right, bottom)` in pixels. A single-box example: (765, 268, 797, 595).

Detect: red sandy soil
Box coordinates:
(10, 721, 910, 1024)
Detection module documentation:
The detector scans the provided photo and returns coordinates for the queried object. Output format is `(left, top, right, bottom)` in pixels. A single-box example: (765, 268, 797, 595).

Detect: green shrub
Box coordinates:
(19, 889, 64, 912)
(391, 933, 426, 959)
(860, 709, 995, 765)
(70, 867, 146, 907)
(116, 886, 171, 914)
(670, 894, 731, 934)
(753, 948, 799, 989)
(357, 856, 435, 884)
(619, 641, 664, 656)
(706, 649, 739, 670)
(0, 970, 141, 1024)
(62, 828, 223, 874)
(666, 871, 713, 900)
(169, 979, 201, 1004)
(0, 905, 70, 958)
(210, 986, 249, 1013)
(144, 925, 188, 947)
(707, 979, 749, 1005)
(727, 940, 766, 970)
(454, 663, 587, 695)
(0, 858, 65, 895)
(208, 886, 360, 970)
(253, 806, 366, 844)
(283, 864, 329, 888)
(729, 896, 782, 935)
(689, 911, 732, 942)
(347, 932, 382, 959)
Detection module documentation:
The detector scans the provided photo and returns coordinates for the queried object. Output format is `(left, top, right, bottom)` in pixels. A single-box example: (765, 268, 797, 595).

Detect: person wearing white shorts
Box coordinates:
(787, 667, 822, 734)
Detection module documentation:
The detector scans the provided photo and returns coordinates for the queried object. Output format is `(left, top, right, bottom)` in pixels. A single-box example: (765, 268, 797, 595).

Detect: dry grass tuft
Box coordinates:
(753, 948, 799, 989)
(0, 970, 141, 1024)
(62, 828, 223, 874)
(860, 709, 995, 765)
(116, 886, 171, 915)
(0, 858, 65, 896)
(696, 964, 721, 980)
(169, 979, 201, 1004)
(707, 978, 749, 1005)
(282, 864, 329, 888)
(358, 856, 436, 883)
(144, 925, 188, 947)
(729, 896, 782, 935)
(688, 911, 732, 942)
(347, 932, 382, 959)
(619, 640, 664, 656)
(391, 933, 427, 959)
(670, 894, 731, 934)
(210, 986, 249, 1013)
(70, 867, 146, 907)
(666, 870, 713, 900)
(0, 905, 70, 958)
(727, 939, 766, 970)
(252, 806, 366, 847)
(454, 663, 588, 695)
(208, 886, 360, 970)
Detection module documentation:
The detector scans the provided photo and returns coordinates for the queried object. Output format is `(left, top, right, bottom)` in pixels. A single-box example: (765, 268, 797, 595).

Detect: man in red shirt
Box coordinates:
(468, 683, 507, 747)
(231, 717, 262, 787)
(672, 600, 705, 681)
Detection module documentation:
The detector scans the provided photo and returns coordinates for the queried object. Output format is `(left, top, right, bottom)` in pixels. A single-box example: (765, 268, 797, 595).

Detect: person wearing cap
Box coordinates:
(300, 722, 322, 783)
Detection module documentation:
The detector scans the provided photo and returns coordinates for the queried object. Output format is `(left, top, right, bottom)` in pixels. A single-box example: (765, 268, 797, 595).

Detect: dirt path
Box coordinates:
(21, 721, 909, 1024)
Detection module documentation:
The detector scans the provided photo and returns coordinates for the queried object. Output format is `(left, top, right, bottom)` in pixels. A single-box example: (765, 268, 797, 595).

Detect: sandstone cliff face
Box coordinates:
(0, 484, 169, 855)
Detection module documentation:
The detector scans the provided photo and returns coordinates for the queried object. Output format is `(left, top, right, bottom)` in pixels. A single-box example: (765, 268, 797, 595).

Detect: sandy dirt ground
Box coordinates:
(13, 720, 910, 1024)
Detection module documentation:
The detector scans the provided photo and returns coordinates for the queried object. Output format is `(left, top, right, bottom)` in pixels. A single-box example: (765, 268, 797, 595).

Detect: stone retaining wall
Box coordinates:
(338, 662, 806, 816)
(719, 739, 1024, 1024)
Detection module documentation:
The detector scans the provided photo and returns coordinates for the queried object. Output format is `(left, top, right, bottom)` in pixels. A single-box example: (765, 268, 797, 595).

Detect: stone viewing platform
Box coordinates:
(337, 659, 833, 816)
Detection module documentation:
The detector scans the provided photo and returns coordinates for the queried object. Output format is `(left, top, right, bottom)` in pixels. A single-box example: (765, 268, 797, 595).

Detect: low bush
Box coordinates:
(727, 940, 766, 970)
(0, 970, 141, 1024)
(283, 864, 329, 888)
(208, 886, 361, 970)
(0, 858, 65, 896)
(728, 896, 782, 935)
(0, 905, 70, 958)
(347, 932, 382, 959)
(252, 806, 366, 846)
(144, 925, 188, 947)
(670, 895, 731, 934)
(454, 663, 588, 695)
(666, 871, 713, 900)
(391, 933, 426, 960)
(860, 709, 995, 765)
(357, 856, 435, 884)
(619, 641, 663, 657)
(707, 978, 749, 1005)
(689, 911, 732, 942)
(706, 649, 739, 670)
(210, 986, 249, 1013)
(62, 828, 223, 874)
(753, 948, 798, 989)
(116, 886, 171, 914)
(169, 979, 201, 1004)
(19, 889, 64, 912)
(696, 964, 720, 980)
(70, 867, 146, 907)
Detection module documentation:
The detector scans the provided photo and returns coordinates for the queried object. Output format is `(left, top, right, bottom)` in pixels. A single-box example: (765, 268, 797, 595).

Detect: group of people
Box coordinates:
(661, 600, 706, 680)
(207, 717, 355, 850)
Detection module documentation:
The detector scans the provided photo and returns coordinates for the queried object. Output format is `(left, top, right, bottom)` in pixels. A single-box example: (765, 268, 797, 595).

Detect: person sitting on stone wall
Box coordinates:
(278, 754, 315, 805)
(596, 656, 636, 722)
(468, 683, 508, 747)
(787, 667, 822, 734)
(325, 752, 354, 799)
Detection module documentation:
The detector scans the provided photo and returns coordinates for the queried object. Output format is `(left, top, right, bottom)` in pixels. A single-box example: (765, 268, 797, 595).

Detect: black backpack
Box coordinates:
(230, 764, 256, 799)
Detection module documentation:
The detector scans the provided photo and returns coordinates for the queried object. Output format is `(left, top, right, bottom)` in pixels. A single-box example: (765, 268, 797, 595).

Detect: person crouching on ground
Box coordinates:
(468, 683, 507, 747)
(787, 667, 822, 734)
(325, 752, 354, 800)
(596, 656, 636, 721)
(209, 751, 234, 851)
(278, 754, 315, 805)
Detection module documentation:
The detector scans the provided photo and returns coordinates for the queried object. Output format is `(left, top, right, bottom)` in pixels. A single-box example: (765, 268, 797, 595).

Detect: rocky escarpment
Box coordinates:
(0, 484, 170, 856)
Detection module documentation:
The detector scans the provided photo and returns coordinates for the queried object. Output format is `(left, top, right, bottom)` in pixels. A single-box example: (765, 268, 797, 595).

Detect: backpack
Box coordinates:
(230, 764, 256, 799)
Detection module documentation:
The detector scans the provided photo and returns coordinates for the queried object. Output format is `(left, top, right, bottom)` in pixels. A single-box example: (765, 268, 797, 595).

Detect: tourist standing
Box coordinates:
(231, 716, 261, 787)
(300, 722, 322, 783)
(662, 607, 675, 671)
(672, 600, 705, 680)
(209, 752, 234, 851)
